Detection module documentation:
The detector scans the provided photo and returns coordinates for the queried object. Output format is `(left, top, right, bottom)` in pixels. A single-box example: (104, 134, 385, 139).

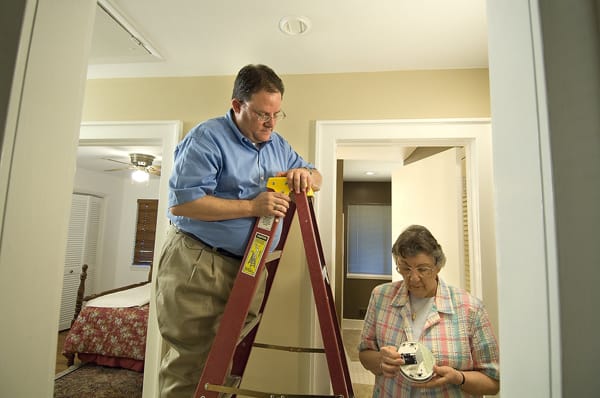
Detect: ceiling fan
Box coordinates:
(103, 153, 161, 176)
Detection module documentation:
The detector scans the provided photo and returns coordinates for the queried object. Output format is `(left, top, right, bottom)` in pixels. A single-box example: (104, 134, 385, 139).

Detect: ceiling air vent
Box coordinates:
(279, 16, 312, 36)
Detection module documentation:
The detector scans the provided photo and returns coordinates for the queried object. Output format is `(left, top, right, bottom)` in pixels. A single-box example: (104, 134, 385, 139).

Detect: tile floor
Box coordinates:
(342, 327, 374, 398)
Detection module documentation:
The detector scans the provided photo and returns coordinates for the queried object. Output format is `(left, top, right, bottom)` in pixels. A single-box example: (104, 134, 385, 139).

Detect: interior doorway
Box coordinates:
(341, 147, 469, 326)
(77, 120, 181, 398)
(310, 118, 496, 392)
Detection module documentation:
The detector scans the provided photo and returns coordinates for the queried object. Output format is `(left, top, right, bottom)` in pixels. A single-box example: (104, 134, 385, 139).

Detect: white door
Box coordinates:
(391, 148, 464, 288)
(58, 193, 102, 330)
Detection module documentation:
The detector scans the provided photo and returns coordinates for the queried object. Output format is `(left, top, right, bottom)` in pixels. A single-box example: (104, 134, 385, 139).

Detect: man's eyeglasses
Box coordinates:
(243, 103, 286, 123)
(396, 265, 435, 278)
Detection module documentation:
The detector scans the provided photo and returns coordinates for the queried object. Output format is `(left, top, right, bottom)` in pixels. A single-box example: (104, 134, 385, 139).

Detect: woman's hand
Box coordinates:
(380, 346, 405, 378)
(413, 365, 462, 388)
(415, 365, 500, 395)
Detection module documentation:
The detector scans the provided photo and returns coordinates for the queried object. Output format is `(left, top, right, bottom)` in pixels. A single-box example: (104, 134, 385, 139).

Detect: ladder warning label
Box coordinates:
(258, 215, 275, 231)
(242, 232, 269, 276)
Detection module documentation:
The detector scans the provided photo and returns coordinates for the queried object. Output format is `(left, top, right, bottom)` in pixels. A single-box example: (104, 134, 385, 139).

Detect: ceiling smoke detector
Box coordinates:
(279, 16, 311, 36)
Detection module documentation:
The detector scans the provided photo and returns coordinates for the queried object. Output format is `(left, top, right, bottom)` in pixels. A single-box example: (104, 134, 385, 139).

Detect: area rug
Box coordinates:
(54, 363, 143, 398)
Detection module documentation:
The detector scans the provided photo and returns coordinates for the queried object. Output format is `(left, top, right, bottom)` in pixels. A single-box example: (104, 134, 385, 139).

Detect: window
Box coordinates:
(346, 204, 393, 279)
(133, 199, 158, 265)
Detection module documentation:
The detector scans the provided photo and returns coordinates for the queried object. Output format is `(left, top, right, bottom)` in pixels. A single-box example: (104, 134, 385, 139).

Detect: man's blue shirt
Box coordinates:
(168, 110, 313, 255)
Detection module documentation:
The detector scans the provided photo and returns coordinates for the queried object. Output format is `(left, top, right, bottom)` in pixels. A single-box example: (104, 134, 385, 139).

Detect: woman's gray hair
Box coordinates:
(392, 224, 446, 269)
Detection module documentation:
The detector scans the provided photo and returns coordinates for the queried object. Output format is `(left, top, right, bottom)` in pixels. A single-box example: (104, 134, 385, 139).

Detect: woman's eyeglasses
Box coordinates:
(396, 265, 435, 278)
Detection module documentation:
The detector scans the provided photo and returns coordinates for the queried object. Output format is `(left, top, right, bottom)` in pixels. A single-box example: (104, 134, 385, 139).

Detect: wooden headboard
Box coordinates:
(70, 264, 152, 327)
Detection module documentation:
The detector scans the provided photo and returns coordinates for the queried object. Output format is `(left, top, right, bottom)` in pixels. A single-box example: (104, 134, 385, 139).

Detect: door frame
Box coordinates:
(311, 118, 494, 392)
(79, 120, 181, 398)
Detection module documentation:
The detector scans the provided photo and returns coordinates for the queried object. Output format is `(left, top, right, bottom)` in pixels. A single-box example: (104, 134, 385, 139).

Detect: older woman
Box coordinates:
(358, 225, 499, 397)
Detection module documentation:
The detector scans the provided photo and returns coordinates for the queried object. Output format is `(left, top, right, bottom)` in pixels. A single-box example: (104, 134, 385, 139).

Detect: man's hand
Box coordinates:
(277, 167, 322, 194)
(251, 191, 291, 218)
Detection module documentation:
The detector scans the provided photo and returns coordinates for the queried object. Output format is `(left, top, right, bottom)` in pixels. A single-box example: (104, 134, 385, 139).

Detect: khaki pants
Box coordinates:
(156, 226, 266, 398)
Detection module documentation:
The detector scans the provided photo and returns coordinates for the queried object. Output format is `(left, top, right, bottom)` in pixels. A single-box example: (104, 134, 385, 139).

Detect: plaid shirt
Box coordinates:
(359, 278, 499, 398)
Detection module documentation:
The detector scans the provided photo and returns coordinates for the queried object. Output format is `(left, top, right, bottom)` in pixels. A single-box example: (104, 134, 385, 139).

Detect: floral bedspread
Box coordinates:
(63, 305, 149, 362)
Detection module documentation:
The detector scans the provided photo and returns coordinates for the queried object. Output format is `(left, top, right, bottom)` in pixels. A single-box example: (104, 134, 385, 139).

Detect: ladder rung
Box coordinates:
(253, 342, 326, 354)
(238, 314, 262, 344)
(205, 383, 344, 398)
(265, 250, 282, 262)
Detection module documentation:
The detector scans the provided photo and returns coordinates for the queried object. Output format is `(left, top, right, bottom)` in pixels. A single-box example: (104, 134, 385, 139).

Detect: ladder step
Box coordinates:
(205, 383, 344, 398)
(265, 250, 282, 262)
(238, 314, 262, 344)
(253, 342, 326, 353)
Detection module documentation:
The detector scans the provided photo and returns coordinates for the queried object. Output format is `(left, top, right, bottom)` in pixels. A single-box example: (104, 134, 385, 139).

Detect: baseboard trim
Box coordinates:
(54, 363, 84, 380)
(342, 318, 364, 330)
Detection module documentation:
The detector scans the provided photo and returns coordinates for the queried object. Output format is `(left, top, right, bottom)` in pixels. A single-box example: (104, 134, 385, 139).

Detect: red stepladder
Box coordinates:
(194, 177, 354, 398)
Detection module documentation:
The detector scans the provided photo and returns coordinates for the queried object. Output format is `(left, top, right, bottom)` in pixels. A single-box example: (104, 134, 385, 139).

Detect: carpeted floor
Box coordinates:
(54, 363, 143, 398)
(53, 330, 371, 398)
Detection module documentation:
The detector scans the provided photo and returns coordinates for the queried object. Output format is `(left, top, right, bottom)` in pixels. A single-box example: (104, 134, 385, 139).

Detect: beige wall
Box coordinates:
(83, 68, 490, 140)
(82, 68, 490, 392)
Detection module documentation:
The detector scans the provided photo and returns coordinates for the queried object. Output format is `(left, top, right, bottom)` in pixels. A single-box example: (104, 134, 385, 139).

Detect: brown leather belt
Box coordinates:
(177, 228, 243, 261)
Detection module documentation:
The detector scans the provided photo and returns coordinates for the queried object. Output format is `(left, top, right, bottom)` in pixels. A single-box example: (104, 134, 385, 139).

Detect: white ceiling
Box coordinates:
(88, 0, 488, 79)
(79, 0, 488, 181)
(77, 144, 162, 179)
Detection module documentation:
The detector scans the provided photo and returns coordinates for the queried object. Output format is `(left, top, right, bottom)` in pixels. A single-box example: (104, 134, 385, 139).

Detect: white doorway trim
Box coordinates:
(79, 120, 181, 398)
(311, 118, 493, 392)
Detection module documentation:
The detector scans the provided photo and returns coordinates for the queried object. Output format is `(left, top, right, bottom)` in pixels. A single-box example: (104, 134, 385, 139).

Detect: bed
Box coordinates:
(62, 264, 151, 372)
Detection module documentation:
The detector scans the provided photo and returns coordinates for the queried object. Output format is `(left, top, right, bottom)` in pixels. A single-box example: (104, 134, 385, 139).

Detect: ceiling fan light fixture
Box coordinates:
(279, 16, 311, 36)
(131, 169, 150, 183)
(130, 153, 154, 167)
(102, 152, 161, 177)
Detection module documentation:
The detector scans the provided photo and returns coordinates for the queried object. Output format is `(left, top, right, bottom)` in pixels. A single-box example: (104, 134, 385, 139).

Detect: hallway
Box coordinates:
(342, 328, 374, 398)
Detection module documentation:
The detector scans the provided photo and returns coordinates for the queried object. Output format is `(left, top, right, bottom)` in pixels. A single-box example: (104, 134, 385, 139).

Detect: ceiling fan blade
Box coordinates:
(103, 166, 131, 172)
(102, 157, 131, 166)
(147, 165, 161, 176)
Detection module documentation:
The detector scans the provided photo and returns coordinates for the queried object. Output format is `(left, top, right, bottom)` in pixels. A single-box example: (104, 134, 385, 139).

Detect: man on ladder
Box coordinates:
(195, 177, 354, 398)
(155, 64, 323, 398)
